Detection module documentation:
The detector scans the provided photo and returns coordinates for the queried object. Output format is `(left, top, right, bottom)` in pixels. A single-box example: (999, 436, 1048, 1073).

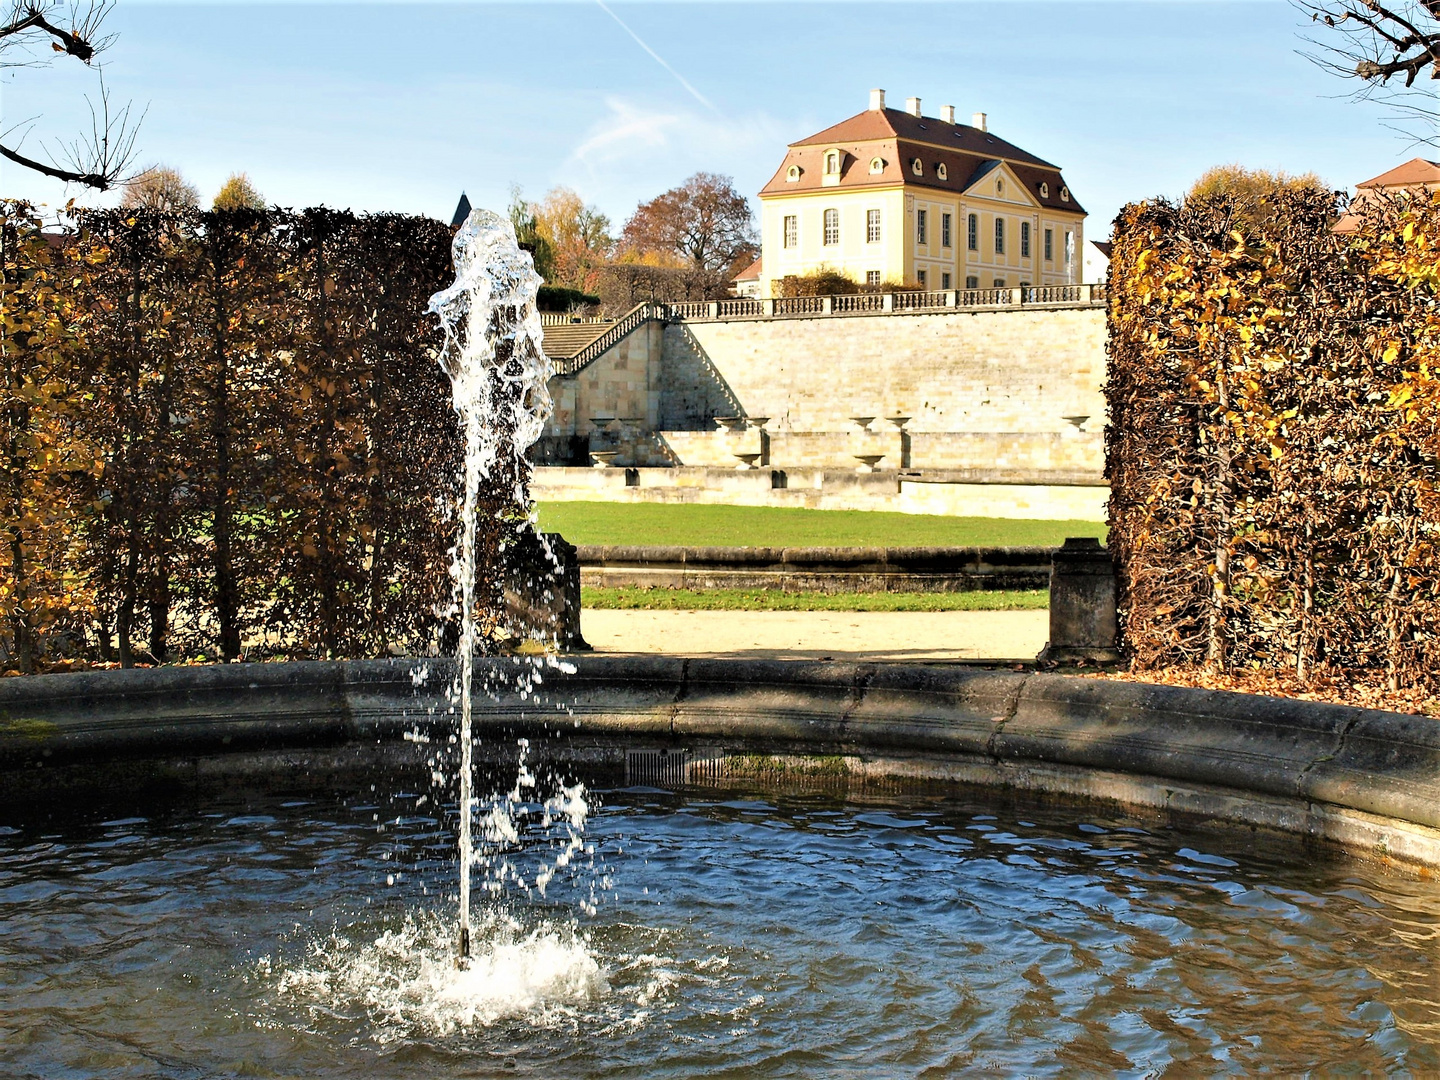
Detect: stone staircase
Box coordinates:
(541, 321, 614, 363)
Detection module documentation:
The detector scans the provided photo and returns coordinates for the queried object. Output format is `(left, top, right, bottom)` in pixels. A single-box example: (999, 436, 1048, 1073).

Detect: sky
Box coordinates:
(1, 0, 1435, 239)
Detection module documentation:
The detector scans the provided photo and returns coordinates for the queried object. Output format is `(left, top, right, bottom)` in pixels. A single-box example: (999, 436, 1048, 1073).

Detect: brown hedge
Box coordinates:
(1, 203, 527, 671)
(1106, 186, 1440, 691)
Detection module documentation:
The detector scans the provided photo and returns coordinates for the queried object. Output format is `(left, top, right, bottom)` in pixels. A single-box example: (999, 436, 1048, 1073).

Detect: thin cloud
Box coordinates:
(594, 0, 721, 116)
(570, 97, 680, 164)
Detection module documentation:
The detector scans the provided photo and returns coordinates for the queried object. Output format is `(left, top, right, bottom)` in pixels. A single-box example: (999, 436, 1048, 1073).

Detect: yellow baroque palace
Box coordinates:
(757, 90, 1085, 296)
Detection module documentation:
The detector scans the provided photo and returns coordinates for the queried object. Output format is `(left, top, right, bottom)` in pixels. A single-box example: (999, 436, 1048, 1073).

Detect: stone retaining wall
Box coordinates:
(575, 545, 1052, 592)
(3, 658, 1439, 868)
(532, 465, 1109, 520)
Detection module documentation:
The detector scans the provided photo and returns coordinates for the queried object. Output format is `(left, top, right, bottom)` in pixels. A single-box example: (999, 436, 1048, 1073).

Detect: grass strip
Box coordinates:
(538, 501, 1104, 549)
(581, 586, 1049, 612)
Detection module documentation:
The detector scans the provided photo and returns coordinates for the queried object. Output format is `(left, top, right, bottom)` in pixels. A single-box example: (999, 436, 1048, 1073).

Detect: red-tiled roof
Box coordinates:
(794, 107, 1056, 168)
(759, 107, 1082, 214)
(733, 255, 762, 281)
(1356, 158, 1440, 189)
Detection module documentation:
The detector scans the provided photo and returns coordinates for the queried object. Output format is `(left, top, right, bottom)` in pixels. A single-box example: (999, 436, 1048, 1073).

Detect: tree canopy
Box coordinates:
(212, 172, 265, 211)
(620, 172, 757, 279)
(122, 165, 200, 211)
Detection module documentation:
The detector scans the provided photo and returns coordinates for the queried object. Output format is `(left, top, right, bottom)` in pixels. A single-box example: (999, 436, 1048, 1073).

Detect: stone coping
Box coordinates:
(574, 545, 1054, 572)
(2, 657, 1439, 867)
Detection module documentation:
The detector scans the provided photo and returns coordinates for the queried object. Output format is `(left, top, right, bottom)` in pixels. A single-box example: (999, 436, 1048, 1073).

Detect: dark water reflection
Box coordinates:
(3, 782, 1440, 1077)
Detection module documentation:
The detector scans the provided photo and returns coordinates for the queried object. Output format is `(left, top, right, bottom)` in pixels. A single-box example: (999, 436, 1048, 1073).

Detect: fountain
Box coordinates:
(9, 207, 1440, 1070)
(426, 208, 572, 964)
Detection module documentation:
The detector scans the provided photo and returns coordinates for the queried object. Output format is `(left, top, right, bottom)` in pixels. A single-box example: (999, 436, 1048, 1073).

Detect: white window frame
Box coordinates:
(967, 213, 978, 251)
(823, 208, 840, 246)
(866, 209, 881, 244)
(1020, 221, 1031, 258)
(994, 217, 1005, 256)
(941, 213, 952, 248)
(783, 215, 798, 249)
(916, 209, 927, 245)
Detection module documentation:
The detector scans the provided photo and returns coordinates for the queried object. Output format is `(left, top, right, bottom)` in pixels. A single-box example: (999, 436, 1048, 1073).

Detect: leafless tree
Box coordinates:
(1301, 0, 1440, 139)
(1, 0, 140, 190)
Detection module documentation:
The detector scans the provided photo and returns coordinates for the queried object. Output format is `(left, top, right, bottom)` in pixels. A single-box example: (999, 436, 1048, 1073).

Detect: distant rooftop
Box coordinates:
(451, 192, 472, 229)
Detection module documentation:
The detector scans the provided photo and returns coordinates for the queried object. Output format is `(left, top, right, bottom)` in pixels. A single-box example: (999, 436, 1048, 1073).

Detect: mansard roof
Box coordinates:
(759, 107, 1083, 214)
(794, 107, 1058, 167)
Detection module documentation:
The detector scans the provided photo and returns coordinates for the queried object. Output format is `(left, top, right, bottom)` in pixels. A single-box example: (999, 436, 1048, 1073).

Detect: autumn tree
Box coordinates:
(507, 187, 555, 282)
(0, 1, 141, 189)
(123, 165, 200, 211)
(621, 172, 757, 290)
(1187, 164, 1330, 225)
(532, 186, 613, 292)
(212, 172, 265, 211)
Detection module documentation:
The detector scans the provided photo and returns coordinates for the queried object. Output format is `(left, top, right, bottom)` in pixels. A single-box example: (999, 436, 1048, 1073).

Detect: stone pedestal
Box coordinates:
(503, 530, 590, 651)
(1037, 537, 1121, 664)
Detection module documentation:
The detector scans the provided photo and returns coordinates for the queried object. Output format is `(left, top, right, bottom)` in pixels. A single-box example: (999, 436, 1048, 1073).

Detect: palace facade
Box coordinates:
(758, 90, 1086, 296)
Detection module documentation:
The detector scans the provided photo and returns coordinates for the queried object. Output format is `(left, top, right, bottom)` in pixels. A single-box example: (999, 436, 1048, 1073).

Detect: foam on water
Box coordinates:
(266, 909, 608, 1040)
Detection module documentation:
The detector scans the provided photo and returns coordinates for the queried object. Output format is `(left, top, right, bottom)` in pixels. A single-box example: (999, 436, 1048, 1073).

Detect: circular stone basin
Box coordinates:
(4, 777, 1440, 1074)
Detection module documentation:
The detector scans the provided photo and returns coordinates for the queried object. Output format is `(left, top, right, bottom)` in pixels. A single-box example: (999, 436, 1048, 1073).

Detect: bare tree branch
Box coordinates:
(1299, 0, 1440, 143)
(0, 1, 136, 189)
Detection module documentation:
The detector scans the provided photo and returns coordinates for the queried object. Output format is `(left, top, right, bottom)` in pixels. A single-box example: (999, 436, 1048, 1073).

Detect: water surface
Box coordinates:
(3, 782, 1439, 1076)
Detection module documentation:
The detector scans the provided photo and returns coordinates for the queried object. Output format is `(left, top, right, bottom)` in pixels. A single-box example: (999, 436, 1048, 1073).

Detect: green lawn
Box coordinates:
(581, 586, 1050, 612)
(537, 502, 1105, 549)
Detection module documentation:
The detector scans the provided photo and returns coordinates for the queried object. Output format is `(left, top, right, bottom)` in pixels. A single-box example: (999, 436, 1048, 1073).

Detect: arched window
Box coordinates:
(994, 217, 1005, 255)
(869, 156, 884, 174)
(786, 164, 800, 182)
(825, 151, 840, 175)
(911, 158, 923, 176)
(823, 208, 840, 245)
(1060, 186, 1070, 203)
(1040, 182, 1049, 199)
(936, 162, 948, 181)
(967, 213, 978, 251)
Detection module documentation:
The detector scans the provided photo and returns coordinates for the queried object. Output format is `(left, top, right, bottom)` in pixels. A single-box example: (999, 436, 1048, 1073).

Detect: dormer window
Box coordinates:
(1040, 181, 1049, 199)
(869, 156, 884, 174)
(786, 165, 800, 182)
(936, 163, 948, 181)
(1060, 186, 1070, 202)
(825, 151, 840, 175)
(911, 158, 923, 176)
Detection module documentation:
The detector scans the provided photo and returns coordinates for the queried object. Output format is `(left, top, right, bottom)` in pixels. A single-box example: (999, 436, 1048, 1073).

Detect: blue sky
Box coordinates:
(2, 1, 1432, 238)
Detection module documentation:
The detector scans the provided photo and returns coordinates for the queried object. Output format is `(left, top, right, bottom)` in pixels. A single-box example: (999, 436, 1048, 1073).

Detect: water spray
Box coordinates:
(427, 209, 552, 966)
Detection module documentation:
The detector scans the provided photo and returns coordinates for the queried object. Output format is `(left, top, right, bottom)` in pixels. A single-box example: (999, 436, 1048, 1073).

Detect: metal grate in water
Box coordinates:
(626, 748, 689, 788)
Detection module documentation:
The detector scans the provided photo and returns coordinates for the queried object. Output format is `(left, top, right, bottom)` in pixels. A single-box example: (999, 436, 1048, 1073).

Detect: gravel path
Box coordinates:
(579, 608, 1048, 662)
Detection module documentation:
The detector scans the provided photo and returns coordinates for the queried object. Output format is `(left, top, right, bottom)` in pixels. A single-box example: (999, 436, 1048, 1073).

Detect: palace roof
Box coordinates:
(760, 107, 1083, 215)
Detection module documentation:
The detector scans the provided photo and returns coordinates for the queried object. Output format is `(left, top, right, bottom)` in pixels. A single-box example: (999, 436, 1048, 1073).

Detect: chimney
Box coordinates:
(972, 111, 988, 132)
(940, 105, 955, 125)
(869, 88, 886, 111)
(906, 96, 922, 117)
